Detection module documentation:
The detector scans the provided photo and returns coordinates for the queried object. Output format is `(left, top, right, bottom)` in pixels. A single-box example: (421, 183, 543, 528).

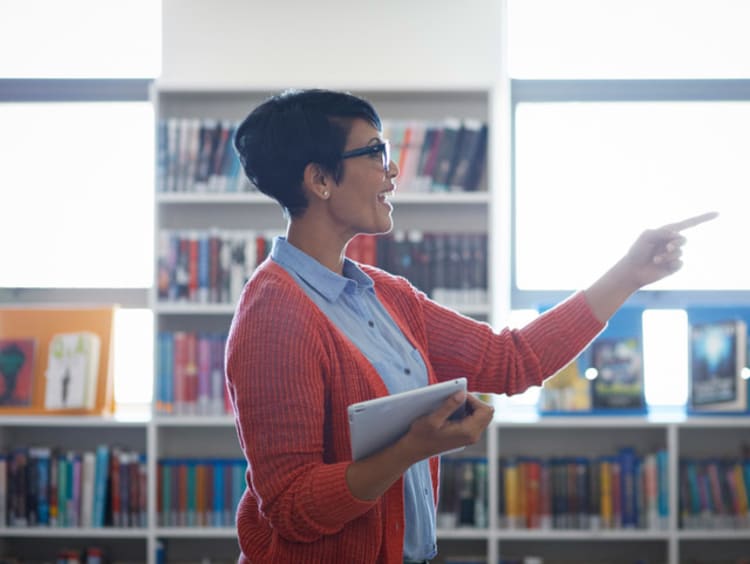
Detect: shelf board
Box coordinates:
(436, 527, 490, 539)
(0, 527, 148, 538)
(154, 80, 492, 94)
(155, 526, 237, 538)
(678, 529, 750, 540)
(493, 529, 672, 541)
(0, 414, 150, 427)
(491, 412, 750, 427)
(153, 303, 236, 315)
(156, 192, 489, 205)
(154, 415, 235, 427)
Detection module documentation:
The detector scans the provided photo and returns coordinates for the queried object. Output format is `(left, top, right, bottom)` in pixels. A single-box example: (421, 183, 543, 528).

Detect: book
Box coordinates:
(688, 319, 748, 413)
(590, 337, 645, 411)
(0, 338, 36, 407)
(44, 331, 101, 410)
(539, 359, 591, 413)
(448, 120, 487, 192)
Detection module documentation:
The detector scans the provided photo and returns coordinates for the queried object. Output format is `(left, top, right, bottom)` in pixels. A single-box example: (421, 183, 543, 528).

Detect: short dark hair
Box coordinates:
(233, 89, 382, 218)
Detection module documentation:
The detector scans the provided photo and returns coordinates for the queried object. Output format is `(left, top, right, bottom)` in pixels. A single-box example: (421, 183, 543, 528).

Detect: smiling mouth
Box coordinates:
(378, 191, 393, 204)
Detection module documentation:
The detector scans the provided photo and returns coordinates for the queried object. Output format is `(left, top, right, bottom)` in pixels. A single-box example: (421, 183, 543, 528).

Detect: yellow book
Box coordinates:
(504, 461, 520, 528)
(734, 463, 749, 517)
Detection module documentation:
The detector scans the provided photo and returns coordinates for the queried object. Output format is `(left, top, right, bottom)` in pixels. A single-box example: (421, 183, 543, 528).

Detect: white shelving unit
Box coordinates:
(3, 415, 749, 563)
(146, 82, 495, 564)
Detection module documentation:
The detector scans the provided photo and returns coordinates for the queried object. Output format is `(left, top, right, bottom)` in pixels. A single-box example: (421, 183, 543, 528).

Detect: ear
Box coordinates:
(302, 162, 331, 200)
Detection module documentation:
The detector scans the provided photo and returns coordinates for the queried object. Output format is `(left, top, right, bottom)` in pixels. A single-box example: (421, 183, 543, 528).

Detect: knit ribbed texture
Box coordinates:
(226, 261, 605, 563)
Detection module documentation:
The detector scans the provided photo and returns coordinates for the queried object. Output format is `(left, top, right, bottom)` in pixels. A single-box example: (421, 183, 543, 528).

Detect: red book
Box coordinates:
(188, 232, 199, 301)
(185, 332, 198, 414)
(110, 447, 121, 527)
(173, 332, 188, 415)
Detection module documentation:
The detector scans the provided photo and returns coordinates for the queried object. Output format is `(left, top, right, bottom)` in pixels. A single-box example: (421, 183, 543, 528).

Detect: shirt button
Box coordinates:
(404, 368, 411, 375)
(368, 320, 374, 328)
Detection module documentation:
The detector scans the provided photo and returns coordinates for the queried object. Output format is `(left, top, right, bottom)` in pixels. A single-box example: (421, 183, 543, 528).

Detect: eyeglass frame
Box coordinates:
(339, 140, 391, 173)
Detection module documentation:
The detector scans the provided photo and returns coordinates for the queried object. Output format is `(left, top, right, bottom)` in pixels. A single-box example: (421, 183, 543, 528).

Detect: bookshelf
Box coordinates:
(147, 83, 495, 564)
(2, 413, 750, 563)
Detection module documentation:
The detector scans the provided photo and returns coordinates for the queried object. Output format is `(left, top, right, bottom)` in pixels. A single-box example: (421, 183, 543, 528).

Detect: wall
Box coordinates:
(161, 0, 500, 88)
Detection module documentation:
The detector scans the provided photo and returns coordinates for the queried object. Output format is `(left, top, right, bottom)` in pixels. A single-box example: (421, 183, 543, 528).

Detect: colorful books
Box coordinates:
(0, 338, 36, 407)
(688, 319, 748, 413)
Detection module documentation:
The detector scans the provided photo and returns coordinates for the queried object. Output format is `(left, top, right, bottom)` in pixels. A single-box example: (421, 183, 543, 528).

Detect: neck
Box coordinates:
(286, 218, 350, 275)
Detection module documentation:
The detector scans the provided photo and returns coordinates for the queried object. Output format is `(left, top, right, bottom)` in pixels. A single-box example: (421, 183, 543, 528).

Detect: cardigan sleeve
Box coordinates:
(225, 274, 375, 543)
(420, 289, 605, 395)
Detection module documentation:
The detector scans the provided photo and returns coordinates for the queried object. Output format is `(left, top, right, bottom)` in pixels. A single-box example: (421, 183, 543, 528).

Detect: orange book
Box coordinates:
(196, 463, 206, 527)
(504, 460, 520, 528)
(600, 458, 613, 529)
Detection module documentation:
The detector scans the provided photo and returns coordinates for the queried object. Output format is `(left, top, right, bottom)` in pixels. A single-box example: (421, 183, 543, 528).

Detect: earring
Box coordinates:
(322, 191, 329, 198)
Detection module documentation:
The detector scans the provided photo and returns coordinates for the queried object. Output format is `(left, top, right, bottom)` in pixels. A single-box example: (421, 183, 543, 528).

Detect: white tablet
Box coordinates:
(347, 377, 468, 461)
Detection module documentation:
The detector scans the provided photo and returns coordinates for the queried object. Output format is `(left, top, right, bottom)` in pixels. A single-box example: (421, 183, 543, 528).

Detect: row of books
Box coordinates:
(382, 118, 488, 192)
(540, 318, 749, 415)
(157, 118, 247, 194)
(495, 448, 669, 531)
(437, 457, 489, 529)
(0, 445, 145, 529)
(157, 458, 245, 528)
(155, 331, 231, 416)
(348, 231, 489, 307)
(680, 457, 750, 529)
(155, 117, 488, 195)
(157, 229, 278, 305)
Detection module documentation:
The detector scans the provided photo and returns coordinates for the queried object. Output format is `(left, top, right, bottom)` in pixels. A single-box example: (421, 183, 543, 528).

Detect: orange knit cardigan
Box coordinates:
(225, 259, 604, 563)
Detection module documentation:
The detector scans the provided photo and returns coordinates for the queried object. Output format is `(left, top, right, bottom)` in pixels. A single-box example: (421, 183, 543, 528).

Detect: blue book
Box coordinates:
(656, 449, 669, 527)
(93, 445, 110, 528)
(213, 459, 224, 527)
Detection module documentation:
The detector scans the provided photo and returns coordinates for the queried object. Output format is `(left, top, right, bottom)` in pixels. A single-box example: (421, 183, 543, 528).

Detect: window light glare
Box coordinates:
(643, 309, 688, 407)
(584, 367, 598, 381)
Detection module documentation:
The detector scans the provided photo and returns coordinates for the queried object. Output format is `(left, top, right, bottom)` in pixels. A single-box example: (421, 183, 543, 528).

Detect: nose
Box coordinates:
(386, 158, 399, 179)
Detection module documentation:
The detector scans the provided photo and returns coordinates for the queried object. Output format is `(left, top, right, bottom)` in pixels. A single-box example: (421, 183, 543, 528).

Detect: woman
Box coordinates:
(225, 88, 715, 563)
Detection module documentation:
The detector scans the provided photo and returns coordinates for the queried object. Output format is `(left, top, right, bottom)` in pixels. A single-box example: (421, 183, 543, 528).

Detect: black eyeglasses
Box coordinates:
(340, 140, 391, 173)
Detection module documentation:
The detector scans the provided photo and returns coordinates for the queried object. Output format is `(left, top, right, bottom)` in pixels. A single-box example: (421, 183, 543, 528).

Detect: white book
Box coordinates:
(44, 332, 101, 409)
(80, 451, 96, 528)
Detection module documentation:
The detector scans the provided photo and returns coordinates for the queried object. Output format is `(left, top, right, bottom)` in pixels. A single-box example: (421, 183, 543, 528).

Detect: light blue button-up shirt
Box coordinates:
(271, 236, 438, 561)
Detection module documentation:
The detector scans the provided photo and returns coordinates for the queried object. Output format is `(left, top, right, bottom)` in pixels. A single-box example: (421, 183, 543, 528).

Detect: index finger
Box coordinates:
(661, 211, 719, 232)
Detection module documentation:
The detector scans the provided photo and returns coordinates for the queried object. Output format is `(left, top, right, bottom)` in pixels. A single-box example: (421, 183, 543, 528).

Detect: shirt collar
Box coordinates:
(270, 236, 374, 302)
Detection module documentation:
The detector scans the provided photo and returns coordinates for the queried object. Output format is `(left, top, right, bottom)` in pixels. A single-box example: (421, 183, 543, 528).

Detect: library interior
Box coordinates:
(1, 1, 749, 563)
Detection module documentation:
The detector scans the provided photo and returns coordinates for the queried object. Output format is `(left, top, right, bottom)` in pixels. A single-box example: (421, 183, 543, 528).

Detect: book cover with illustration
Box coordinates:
(538, 359, 591, 413)
(688, 319, 747, 413)
(44, 332, 101, 410)
(590, 337, 645, 411)
(0, 338, 36, 407)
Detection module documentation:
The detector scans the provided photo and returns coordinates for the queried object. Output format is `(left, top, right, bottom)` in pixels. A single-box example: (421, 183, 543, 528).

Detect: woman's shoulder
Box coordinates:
(360, 264, 423, 306)
(237, 260, 319, 318)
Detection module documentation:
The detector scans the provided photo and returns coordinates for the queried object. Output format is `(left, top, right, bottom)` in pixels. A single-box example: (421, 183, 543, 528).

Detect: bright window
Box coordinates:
(643, 309, 688, 407)
(508, 0, 750, 79)
(0, 101, 154, 288)
(1, 0, 160, 407)
(514, 100, 748, 293)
